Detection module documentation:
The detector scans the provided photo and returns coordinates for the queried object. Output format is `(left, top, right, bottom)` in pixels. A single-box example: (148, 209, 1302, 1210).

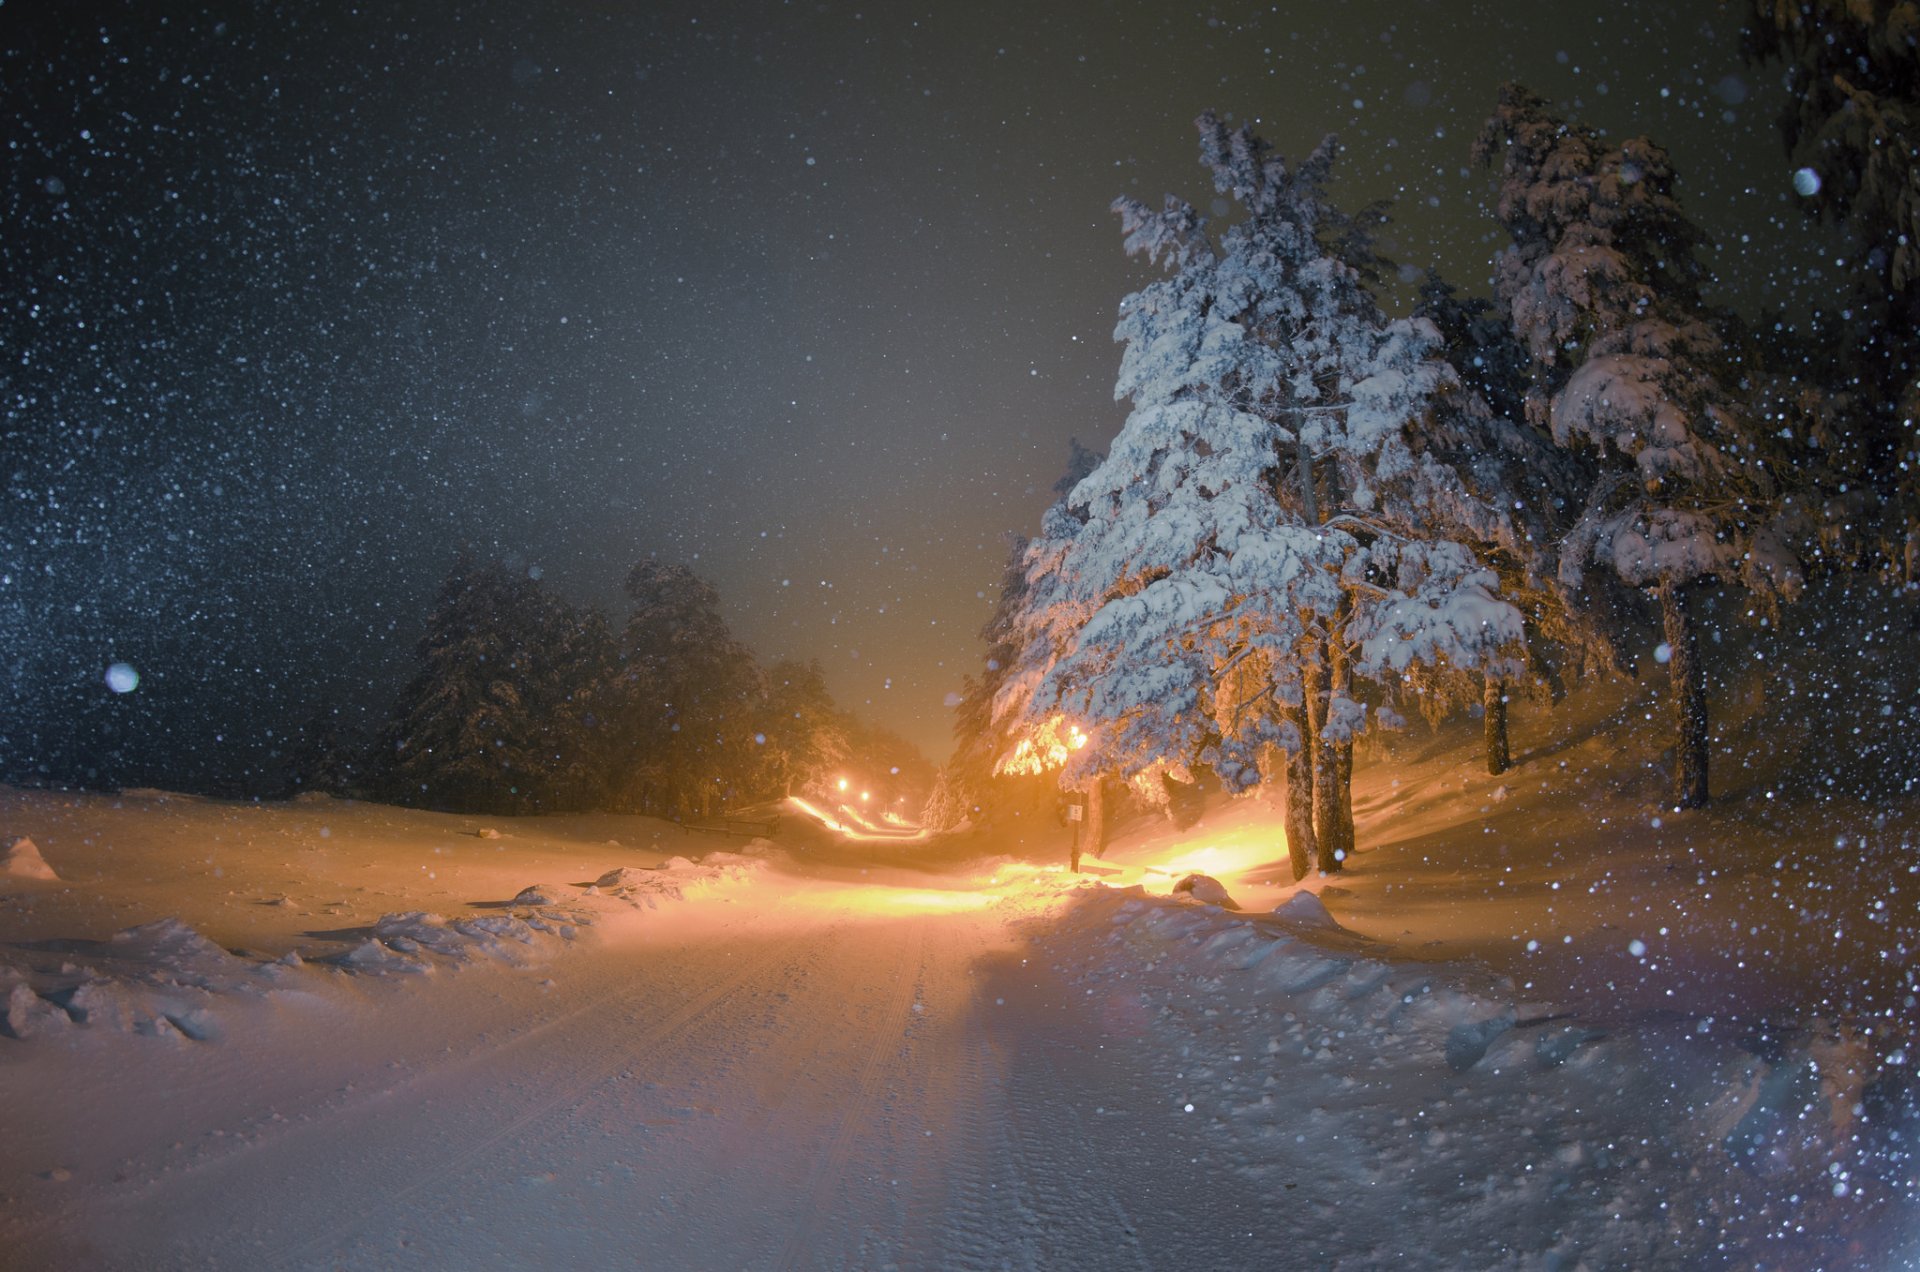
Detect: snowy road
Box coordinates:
(7, 874, 1294, 1270)
(6, 786, 1914, 1270)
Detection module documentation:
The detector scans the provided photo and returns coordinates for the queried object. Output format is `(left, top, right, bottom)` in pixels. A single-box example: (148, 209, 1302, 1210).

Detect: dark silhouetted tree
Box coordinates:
(604, 559, 763, 820)
(1743, 2, 1920, 578)
(379, 553, 600, 813)
(756, 658, 850, 799)
(1476, 83, 1802, 808)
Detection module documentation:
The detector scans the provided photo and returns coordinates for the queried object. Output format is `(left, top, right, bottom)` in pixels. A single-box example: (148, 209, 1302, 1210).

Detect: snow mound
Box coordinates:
(107, 918, 239, 978)
(3, 836, 58, 881)
(336, 937, 431, 975)
(317, 849, 782, 980)
(510, 883, 579, 907)
(452, 914, 537, 946)
(373, 912, 474, 960)
(333, 910, 548, 975)
(1170, 872, 1239, 909)
(3, 981, 70, 1039)
(588, 848, 779, 909)
(0, 918, 252, 1044)
(1269, 890, 1341, 930)
(592, 866, 657, 889)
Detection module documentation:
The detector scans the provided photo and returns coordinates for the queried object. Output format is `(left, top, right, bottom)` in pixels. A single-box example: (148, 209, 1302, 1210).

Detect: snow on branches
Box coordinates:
(998, 112, 1525, 865)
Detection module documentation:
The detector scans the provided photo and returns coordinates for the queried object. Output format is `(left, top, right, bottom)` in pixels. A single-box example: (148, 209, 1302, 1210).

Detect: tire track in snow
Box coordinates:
(283, 930, 815, 1267)
(774, 918, 926, 1271)
(922, 1002, 1051, 1270)
(986, 999, 1153, 1271)
(79, 927, 815, 1269)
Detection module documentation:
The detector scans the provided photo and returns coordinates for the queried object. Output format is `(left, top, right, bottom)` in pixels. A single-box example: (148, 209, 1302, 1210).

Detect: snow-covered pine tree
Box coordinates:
(536, 603, 617, 809)
(1414, 272, 1634, 774)
(1475, 83, 1802, 808)
(931, 441, 1103, 833)
(283, 705, 368, 798)
(1000, 113, 1524, 876)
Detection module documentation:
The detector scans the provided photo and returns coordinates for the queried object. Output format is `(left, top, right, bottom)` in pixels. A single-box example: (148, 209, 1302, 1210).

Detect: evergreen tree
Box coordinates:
(929, 440, 1102, 832)
(1476, 83, 1802, 808)
(604, 559, 763, 819)
(283, 705, 368, 797)
(379, 552, 595, 813)
(1414, 272, 1636, 773)
(536, 605, 619, 809)
(756, 658, 851, 799)
(1001, 113, 1525, 876)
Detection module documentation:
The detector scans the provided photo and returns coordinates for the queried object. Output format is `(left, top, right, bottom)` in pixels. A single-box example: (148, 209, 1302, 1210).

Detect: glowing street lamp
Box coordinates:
(998, 715, 1091, 776)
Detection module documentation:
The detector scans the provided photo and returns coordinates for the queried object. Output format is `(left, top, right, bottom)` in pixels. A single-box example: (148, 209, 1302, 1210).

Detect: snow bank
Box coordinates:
(0, 917, 284, 1045)
(1033, 886, 1918, 1266)
(331, 844, 784, 976)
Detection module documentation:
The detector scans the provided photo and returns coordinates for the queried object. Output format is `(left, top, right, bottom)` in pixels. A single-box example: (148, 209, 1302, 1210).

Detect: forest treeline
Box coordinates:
(931, 9, 1920, 870)
(291, 553, 929, 819)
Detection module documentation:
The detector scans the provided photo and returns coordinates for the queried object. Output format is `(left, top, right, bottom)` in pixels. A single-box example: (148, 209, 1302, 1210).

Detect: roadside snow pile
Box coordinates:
(0, 917, 286, 1044)
(332, 911, 543, 975)
(1170, 872, 1239, 909)
(334, 843, 784, 975)
(592, 840, 777, 906)
(2, 835, 58, 881)
(1037, 886, 1918, 1268)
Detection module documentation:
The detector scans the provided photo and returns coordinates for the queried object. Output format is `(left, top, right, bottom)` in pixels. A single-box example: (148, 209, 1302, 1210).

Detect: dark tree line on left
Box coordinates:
(288, 550, 927, 819)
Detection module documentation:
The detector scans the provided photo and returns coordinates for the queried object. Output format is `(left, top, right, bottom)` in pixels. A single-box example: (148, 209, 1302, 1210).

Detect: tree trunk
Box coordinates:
(1296, 433, 1319, 526)
(1659, 579, 1709, 809)
(1306, 655, 1335, 872)
(1314, 625, 1356, 872)
(1079, 776, 1109, 871)
(1308, 656, 1355, 872)
(1282, 702, 1316, 881)
(1484, 675, 1510, 776)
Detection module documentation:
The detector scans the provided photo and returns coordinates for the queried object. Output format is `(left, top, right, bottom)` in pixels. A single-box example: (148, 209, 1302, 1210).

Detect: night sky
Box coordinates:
(2, 0, 1844, 790)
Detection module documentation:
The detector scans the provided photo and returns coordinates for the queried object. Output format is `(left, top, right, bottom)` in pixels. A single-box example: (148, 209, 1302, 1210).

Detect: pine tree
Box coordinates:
(284, 706, 368, 797)
(757, 658, 850, 799)
(1001, 113, 1525, 875)
(1414, 272, 1635, 774)
(1476, 83, 1802, 808)
(379, 552, 594, 813)
(604, 559, 763, 820)
(931, 440, 1103, 832)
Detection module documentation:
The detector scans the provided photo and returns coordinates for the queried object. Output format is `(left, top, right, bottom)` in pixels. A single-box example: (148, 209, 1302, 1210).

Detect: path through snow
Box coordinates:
(1, 795, 1914, 1268)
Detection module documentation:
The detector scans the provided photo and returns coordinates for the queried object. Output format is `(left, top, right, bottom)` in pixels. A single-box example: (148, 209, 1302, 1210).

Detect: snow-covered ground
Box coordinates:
(2, 607, 1917, 1268)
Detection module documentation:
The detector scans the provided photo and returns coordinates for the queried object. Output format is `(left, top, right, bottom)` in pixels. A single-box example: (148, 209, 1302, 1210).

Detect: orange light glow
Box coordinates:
(1139, 822, 1290, 888)
(785, 795, 929, 843)
(807, 886, 994, 916)
(999, 715, 1091, 776)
